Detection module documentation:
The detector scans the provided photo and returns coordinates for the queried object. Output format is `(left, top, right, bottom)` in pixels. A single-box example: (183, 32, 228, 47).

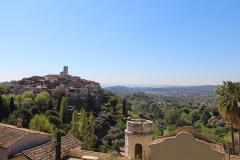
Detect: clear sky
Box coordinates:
(0, 0, 240, 86)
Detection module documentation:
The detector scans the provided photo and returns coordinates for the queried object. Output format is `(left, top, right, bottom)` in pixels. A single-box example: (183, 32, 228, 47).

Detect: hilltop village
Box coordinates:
(11, 66, 101, 94)
(9, 66, 104, 109)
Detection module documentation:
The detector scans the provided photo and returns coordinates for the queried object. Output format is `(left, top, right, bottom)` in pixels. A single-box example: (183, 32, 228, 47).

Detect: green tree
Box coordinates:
(164, 108, 180, 125)
(9, 97, 16, 114)
(9, 109, 33, 128)
(22, 91, 35, 100)
(31, 106, 40, 115)
(181, 107, 190, 114)
(45, 110, 60, 117)
(79, 109, 87, 140)
(110, 97, 118, 109)
(85, 93, 96, 112)
(53, 87, 66, 111)
(60, 96, 67, 123)
(22, 97, 33, 108)
(190, 109, 201, 123)
(82, 112, 96, 150)
(0, 95, 9, 121)
(71, 110, 80, 138)
(215, 81, 240, 154)
(0, 83, 10, 94)
(177, 112, 192, 126)
(45, 110, 62, 128)
(48, 99, 54, 110)
(34, 91, 50, 109)
(16, 95, 23, 109)
(48, 115, 62, 128)
(122, 98, 128, 119)
(201, 110, 211, 125)
(29, 114, 53, 133)
(88, 112, 95, 142)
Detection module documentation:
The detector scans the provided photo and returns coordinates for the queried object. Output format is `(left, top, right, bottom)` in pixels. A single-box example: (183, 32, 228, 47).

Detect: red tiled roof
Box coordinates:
(22, 134, 81, 160)
(0, 123, 49, 148)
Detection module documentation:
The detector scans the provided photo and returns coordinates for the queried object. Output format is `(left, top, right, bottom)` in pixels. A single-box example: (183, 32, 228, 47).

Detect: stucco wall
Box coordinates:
(150, 132, 225, 160)
(125, 119, 153, 160)
(125, 133, 153, 160)
(7, 133, 51, 157)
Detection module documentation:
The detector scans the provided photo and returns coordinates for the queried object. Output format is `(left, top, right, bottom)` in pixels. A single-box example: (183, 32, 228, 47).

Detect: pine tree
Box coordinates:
(60, 96, 67, 123)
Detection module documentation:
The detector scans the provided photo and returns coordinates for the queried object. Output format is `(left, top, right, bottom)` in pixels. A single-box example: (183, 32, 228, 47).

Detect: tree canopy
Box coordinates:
(29, 114, 53, 133)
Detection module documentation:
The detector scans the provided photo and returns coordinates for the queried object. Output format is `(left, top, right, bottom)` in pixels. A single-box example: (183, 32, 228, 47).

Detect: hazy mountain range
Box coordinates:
(104, 85, 217, 95)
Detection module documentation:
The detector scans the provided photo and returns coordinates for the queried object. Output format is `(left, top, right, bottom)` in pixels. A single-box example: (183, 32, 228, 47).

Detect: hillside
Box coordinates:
(105, 85, 217, 108)
(105, 85, 216, 95)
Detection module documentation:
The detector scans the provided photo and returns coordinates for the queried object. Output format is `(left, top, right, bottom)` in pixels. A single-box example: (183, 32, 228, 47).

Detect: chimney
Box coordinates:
(16, 118, 23, 128)
(55, 132, 61, 160)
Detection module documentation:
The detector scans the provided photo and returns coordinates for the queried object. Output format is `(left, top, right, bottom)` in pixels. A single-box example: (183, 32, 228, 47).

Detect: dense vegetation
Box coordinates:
(106, 85, 216, 108)
(0, 83, 126, 152)
(124, 92, 230, 142)
(0, 82, 240, 155)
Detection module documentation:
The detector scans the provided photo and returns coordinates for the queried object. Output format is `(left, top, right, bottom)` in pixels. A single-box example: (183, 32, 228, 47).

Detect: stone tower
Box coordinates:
(60, 66, 68, 77)
(125, 119, 153, 160)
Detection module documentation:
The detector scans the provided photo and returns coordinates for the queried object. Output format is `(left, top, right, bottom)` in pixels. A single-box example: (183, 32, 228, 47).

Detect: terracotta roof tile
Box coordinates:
(22, 134, 81, 160)
(0, 123, 49, 148)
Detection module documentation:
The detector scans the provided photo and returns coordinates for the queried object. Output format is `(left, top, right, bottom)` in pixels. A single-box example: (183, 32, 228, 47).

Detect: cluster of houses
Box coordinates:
(11, 66, 101, 94)
(1, 118, 238, 160)
(9, 66, 104, 108)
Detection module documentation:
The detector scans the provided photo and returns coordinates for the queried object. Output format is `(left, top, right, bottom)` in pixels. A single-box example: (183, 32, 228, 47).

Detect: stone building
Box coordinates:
(125, 119, 226, 160)
(125, 119, 153, 160)
(60, 66, 69, 77)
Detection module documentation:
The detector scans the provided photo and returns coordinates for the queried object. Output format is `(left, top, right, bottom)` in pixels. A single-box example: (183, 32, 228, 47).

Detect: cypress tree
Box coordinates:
(122, 98, 128, 119)
(79, 109, 87, 140)
(88, 112, 96, 147)
(9, 97, 16, 114)
(60, 96, 67, 123)
(82, 112, 96, 150)
(71, 110, 80, 138)
(0, 95, 4, 121)
(0, 95, 8, 121)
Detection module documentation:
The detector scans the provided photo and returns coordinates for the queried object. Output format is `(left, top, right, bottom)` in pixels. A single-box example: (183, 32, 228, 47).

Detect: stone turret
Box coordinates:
(125, 118, 153, 160)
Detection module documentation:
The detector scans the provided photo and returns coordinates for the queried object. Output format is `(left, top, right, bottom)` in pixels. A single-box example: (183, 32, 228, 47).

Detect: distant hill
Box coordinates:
(105, 85, 217, 95)
(105, 85, 218, 108)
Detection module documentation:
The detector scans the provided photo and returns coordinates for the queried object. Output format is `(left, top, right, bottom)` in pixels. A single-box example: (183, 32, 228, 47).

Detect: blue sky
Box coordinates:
(0, 0, 240, 86)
